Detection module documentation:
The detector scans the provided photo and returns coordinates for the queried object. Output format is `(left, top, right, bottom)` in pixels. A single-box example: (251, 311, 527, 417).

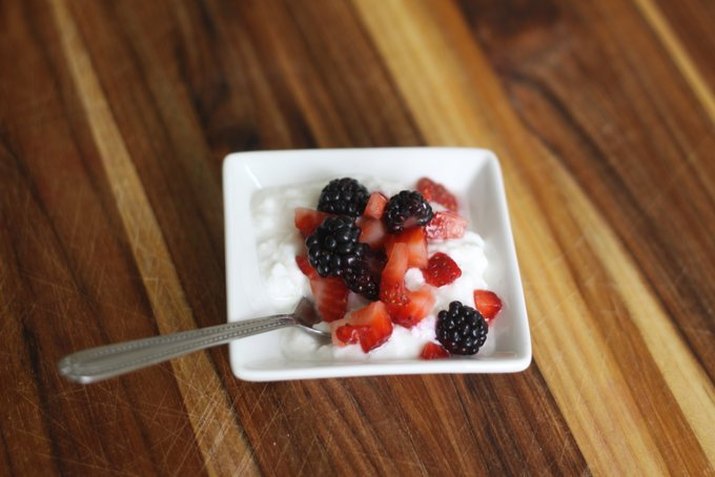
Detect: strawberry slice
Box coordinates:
(385, 285, 435, 328)
(384, 227, 428, 269)
(364, 192, 388, 219)
(309, 276, 348, 322)
(294, 208, 329, 238)
(473, 289, 503, 322)
(420, 342, 450, 360)
(425, 211, 467, 240)
(422, 252, 462, 287)
(334, 301, 393, 352)
(380, 243, 409, 305)
(357, 217, 387, 250)
(295, 255, 319, 279)
(417, 177, 458, 212)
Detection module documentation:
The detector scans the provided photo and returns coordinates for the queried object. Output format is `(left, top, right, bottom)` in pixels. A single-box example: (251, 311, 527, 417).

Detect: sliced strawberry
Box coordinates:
(473, 289, 503, 321)
(294, 208, 329, 238)
(420, 342, 450, 360)
(422, 252, 462, 287)
(380, 243, 409, 305)
(295, 255, 319, 280)
(425, 211, 467, 241)
(335, 324, 360, 345)
(416, 177, 458, 212)
(335, 301, 393, 352)
(386, 285, 435, 328)
(384, 227, 428, 268)
(364, 192, 388, 219)
(357, 217, 387, 250)
(309, 276, 348, 322)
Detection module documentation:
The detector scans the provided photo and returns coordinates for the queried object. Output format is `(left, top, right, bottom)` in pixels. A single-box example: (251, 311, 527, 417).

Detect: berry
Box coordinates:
(416, 177, 458, 212)
(420, 342, 450, 360)
(385, 226, 429, 269)
(306, 216, 364, 277)
(295, 255, 319, 279)
(436, 301, 488, 355)
(425, 211, 467, 240)
(379, 242, 409, 305)
(385, 285, 435, 328)
(294, 208, 329, 238)
(383, 191, 433, 233)
(357, 217, 387, 250)
(364, 192, 388, 219)
(473, 290, 503, 322)
(309, 276, 348, 323)
(334, 301, 393, 352)
(422, 252, 462, 287)
(343, 262, 379, 300)
(317, 178, 369, 216)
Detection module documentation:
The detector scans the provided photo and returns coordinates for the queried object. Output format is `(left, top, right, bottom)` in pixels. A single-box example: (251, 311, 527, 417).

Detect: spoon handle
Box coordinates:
(58, 315, 295, 383)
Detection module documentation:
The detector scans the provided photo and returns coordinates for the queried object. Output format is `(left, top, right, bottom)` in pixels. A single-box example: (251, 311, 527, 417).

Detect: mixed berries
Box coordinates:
(293, 176, 504, 358)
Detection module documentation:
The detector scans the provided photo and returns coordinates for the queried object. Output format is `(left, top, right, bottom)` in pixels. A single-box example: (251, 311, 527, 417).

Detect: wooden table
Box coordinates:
(1, 0, 713, 475)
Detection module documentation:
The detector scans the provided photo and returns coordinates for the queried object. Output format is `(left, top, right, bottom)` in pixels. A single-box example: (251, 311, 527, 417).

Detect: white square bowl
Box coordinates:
(223, 147, 531, 381)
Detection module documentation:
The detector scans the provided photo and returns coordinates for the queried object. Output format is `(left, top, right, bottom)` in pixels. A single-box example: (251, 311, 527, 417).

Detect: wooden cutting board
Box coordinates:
(0, 0, 712, 475)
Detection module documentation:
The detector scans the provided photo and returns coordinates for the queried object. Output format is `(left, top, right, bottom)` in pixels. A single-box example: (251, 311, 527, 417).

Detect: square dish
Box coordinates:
(223, 147, 530, 381)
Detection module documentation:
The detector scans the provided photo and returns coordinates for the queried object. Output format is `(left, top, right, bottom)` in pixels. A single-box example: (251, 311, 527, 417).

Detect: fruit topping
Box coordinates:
(309, 276, 349, 323)
(385, 226, 428, 269)
(317, 178, 369, 216)
(334, 301, 393, 352)
(473, 289, 503, 322)
(363, 192, 388, 219)
(357, 217, 387, 250)
(306, 216, 364, 277)
(416, 177, 458, 212)
(294, 208, 329, 238)
(295, 255, 319, 279)
(420, 342, 450, 360)
(342, 261, 380, 300)
(383, 190, 433, 233)
(436, 301, 488, 355)
(379, 242, 409, 305)
(385, 285, 435, 328)
(422, 252, 462, 287)
(425, 211, 467, 240)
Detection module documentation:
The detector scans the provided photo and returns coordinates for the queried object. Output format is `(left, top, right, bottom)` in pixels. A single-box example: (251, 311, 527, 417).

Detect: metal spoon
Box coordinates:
(58, 298, 329, 384)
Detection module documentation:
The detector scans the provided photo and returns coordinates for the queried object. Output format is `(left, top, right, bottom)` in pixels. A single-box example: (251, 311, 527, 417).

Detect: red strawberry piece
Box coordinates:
(386, 285, 435, 328)
(334, 324, 360, 345)
(336, 301, 393, 352)
(309, 276, 348, 322)
(294, 208, 329, 238)
(364, 192, 388, 219)
(420, 342, 450, 360)
(425, 211, 467, 240)
(384, 227, 428, 269)
(295, 255, 319, 279)
(380, 242, 409, 305)
(416, 177, 458, 212)
(473, 289, 503, 321)
(357, 217, 388, 250)
(422, 252, 462, 287)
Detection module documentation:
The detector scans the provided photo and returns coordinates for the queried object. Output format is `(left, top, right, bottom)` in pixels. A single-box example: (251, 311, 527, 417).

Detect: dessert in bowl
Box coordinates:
(223, 148, 530, 381)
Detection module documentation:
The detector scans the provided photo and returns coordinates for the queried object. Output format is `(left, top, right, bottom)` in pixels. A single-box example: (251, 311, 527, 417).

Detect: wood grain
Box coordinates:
(0, 0, 713, 475)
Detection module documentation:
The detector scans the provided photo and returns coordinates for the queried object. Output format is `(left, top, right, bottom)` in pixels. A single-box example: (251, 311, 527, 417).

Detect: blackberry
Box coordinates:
(435, 301, 488, 355)
(343, 261, 379, 300)
(383, 190, 433, 233)
(306, 216, 364, 277)
(317, 178, 369, 216)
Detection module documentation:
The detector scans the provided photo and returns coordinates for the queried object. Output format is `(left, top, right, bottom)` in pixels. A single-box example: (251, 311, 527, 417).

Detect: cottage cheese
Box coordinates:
(250, 178, 492, 360)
